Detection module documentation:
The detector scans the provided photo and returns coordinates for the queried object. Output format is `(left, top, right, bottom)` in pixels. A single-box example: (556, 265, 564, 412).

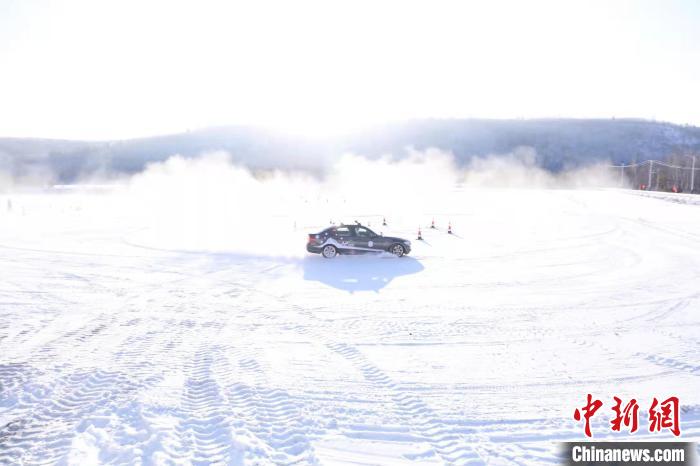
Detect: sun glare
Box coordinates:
(0, 0, 699, 139)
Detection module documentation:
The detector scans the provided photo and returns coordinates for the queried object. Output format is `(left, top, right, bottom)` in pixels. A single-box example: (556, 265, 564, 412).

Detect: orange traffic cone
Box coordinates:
(430, 218, 436, 229)
(448, 221, 453, 234)
(417, 227, 423, 240)
(382, 217, 387, 226)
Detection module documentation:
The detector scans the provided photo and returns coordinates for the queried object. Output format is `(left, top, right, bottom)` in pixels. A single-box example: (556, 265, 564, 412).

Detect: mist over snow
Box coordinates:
(122, 150, 458, 257)
(463, 147, 622, 189)
(113, 148, 618, 257)
(1, 147, 620, 258)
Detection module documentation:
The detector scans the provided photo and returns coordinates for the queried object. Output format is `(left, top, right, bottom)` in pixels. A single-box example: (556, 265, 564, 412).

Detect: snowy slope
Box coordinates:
(1, 188, 699, 465)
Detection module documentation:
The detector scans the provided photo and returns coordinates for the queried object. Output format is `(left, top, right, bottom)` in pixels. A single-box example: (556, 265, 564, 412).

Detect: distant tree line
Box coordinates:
(1, 118, 700, 185)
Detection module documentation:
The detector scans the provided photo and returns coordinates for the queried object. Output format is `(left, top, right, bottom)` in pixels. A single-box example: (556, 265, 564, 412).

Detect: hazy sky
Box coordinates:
(1, 0, 699, 140)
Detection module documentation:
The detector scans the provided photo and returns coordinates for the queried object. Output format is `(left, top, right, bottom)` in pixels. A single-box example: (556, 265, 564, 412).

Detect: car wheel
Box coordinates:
(322, 245, 337, 258)
(390, 244, 405, 257)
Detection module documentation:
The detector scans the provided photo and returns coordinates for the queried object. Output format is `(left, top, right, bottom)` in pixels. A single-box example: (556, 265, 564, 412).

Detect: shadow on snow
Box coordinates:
(122, 239, 424, 293)
(301, 254, 424, 292)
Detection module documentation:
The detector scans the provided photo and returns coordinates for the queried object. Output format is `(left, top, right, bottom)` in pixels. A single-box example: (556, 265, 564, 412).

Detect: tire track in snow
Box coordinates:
(0, 369, 141, 465)
(222, 336, 323, 465)
(327, 342, 484, 465)
(226, 382, 321, 465)
(0, 249, 231, 464)
(637, 353, 700, 376)
(131, 273, 324, 466)
(248, 286, 486, 464)
(172, 347, 244, 465)
(165, 341, 322, 465)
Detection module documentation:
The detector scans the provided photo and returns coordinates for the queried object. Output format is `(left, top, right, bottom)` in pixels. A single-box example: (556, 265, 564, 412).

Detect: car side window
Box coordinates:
(356, 227, 372, 237)
(335, 227, 351, 237)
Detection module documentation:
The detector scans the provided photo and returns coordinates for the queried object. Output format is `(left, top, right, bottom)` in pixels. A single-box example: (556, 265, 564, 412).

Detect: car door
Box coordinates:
(332, 226, 353, 252)
(354, 226, 380, 251)
(372, 230, 391, 251)
(368, 227, 391, 251)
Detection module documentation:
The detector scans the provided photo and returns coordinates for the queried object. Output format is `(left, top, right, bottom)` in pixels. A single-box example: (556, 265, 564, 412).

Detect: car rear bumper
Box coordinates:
(306, 244, 323, 254)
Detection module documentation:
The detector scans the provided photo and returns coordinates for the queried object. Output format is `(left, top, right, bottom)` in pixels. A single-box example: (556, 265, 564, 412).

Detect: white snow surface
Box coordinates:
(1, 187, 699, 465)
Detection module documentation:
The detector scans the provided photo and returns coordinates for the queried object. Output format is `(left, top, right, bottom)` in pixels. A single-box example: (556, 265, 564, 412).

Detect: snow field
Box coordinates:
(0, 188, 699, 465)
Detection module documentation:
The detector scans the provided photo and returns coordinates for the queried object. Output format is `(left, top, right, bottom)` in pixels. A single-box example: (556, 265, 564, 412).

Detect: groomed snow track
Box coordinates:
(1, 188, 699, 465)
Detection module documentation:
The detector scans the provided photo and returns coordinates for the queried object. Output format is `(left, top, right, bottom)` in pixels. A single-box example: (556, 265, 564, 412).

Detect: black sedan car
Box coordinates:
(307, 223, 411, 258)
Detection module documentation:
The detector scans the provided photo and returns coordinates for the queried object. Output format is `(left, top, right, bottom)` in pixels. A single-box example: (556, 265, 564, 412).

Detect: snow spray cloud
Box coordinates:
(462, 147, 621, 189)
(118, 147, 619, 257)
(0, 165, 56, 193)
(0, 170, 12, 193)
(123, 150, 460, 256)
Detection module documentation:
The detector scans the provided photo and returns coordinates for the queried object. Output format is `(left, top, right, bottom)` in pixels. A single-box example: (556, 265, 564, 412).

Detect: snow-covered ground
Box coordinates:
(1, 187, 699, 465)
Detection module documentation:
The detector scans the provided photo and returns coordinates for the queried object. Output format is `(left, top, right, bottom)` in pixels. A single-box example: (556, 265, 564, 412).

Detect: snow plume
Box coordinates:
(125, 153, 314, 257)
(0, 146, 606, 257)
(118, 148, 621, 256)
(1, 147, 622, 257)
(123, 150, 459, 256)
(0, 165, 56, 192)
(325, 148, 459, 215)
(0, 170, 12, 192)
(462, 147, 621, 188)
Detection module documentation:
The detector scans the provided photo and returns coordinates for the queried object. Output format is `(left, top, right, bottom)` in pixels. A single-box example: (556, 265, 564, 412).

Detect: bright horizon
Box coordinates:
(1, 0, 700, 140)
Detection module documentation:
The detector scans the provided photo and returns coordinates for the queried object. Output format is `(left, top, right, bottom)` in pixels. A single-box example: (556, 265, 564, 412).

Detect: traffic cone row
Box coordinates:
(418, 220, 453, 238)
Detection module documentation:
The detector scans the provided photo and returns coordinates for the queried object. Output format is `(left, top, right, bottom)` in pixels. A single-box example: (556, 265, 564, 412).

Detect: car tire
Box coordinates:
(322, 245, 338, 259)
(389, 243, 405, 257)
